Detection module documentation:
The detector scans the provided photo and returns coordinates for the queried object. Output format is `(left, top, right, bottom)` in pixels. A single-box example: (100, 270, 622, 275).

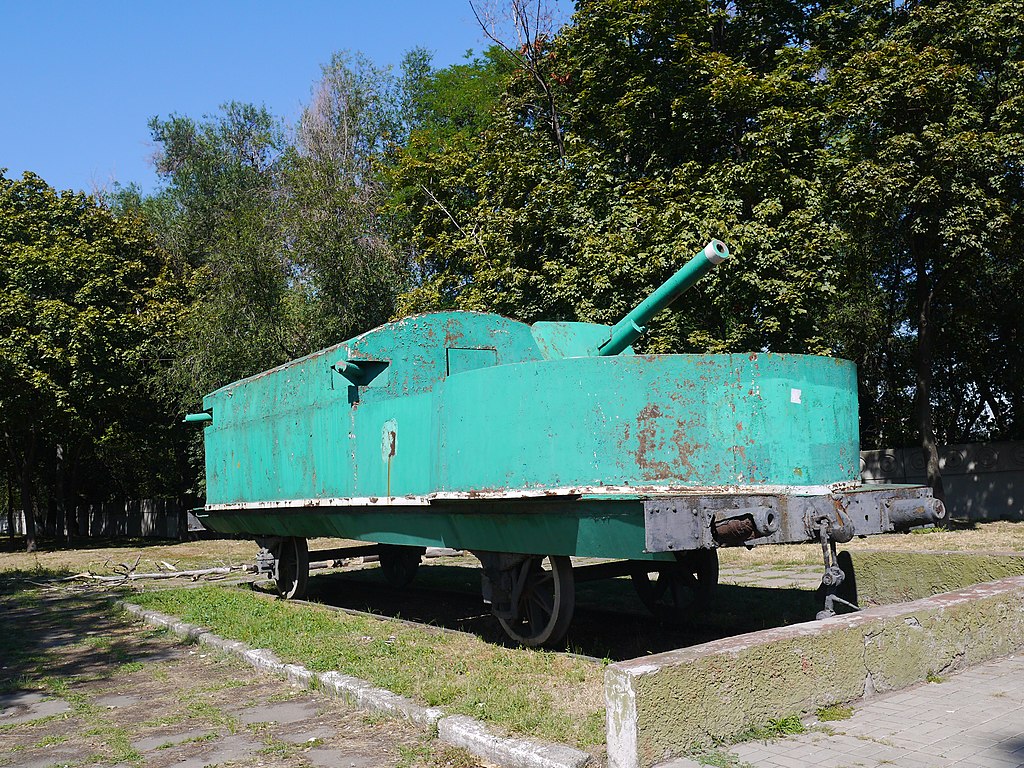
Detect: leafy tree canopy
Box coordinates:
(0, 171, 182, 548)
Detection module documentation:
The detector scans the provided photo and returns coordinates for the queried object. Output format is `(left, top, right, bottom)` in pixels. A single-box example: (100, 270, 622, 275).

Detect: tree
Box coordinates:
(285, 53, 405, 350)
(141, 76, 412, 494)
(469, 0, 572, 159)
(145, 103, 298, 407)
(816, 0, 1024, 501)
(384, 46, 516, 314)
(390, 0, 842, 359)
(0, 171, 174, 550)
(388, 0, 1024, 478)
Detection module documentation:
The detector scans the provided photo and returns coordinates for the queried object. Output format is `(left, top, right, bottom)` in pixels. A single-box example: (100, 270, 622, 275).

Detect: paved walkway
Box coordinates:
(0, 591, 463, 768)
(662, 654, 1024, 768)
(719, 564, 824, 590)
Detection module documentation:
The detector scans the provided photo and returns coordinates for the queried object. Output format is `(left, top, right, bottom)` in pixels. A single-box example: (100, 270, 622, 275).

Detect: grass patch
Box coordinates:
(0, 713, 61, 734)
(926, 671, 945, 683)
(816, 704, 853, 721)
(257, 732, 298, 758)
(194, 676, 249, 694)
(115, 661, 145, 676)
(103, 727, 144, 764)
(130, 585, 605, 748)
(180, 697, 238, 731)
(735, 715, 806, 742)
(157, 732, 217, 750)
(33, 734, 69, 748)
(140, 712, 189, 728)
(41, 676, 72, 697)
(681, 715, 808, 764)
(398, 740, 479, 768)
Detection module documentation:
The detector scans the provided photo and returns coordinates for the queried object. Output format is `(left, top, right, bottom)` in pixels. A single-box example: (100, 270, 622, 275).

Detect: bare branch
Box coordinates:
(468, 0, 568, 160)
(419, 184, 488, 261)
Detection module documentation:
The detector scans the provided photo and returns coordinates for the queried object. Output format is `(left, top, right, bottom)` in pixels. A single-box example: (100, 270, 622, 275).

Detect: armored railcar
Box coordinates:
(190, 241, 943, 646)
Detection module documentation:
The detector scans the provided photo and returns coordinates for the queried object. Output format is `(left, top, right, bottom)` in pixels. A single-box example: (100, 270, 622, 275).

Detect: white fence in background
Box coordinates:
(0, 498, 201, 540)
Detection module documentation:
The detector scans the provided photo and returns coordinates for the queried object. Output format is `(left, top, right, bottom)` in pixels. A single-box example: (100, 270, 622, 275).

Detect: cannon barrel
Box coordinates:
(597, 239, 730, 356)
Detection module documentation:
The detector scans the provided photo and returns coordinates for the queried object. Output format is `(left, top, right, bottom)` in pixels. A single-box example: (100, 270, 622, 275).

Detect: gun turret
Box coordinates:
(596, 239, 730, 356)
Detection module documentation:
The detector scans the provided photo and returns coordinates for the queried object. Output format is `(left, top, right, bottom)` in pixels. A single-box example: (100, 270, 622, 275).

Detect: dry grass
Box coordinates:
(718, 521, 1024, 569)
(5, 522, 1023, 577)
(0, 537, 357, 577)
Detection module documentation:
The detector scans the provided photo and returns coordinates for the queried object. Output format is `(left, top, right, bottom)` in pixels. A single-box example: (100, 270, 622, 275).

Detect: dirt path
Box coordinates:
(0, 587, 480, 768)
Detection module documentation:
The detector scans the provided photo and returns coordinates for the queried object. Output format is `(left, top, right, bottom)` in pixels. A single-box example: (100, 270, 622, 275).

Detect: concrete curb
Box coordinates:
(440, 715, 592, 768)
(116, 601, 591, 768)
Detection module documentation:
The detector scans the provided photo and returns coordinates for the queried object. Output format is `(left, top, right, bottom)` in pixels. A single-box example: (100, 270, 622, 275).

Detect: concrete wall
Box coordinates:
(861, 440, 1024, 522)
(606, 574, 1024, 768)
(845, 550, 1024, 606)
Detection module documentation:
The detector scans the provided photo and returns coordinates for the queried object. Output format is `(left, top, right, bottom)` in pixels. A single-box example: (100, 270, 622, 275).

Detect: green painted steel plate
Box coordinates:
(197, 311, 860, 558)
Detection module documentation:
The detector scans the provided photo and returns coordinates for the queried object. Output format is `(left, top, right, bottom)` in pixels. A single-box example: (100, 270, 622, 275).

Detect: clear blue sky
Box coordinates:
(0, 0, 489, 195)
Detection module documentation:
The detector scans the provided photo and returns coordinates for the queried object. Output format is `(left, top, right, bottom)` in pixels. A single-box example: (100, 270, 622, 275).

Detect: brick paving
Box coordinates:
(661, 654, 1024, 768)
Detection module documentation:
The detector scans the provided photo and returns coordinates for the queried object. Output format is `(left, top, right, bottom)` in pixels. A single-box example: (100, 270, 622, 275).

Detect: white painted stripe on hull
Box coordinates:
(203, 481, 872, 512)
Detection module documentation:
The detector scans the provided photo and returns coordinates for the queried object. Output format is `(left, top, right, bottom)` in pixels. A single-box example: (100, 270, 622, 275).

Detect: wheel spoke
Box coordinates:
(497, 555, 575, 648)
(526, 600, 541, 633)
(531, 587, 554, 616)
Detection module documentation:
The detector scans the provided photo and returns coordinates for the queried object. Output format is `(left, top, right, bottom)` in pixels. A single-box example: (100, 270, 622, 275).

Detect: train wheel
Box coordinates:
(379, 545, 425, 588)
(498, 555, 575, 648)
(631, 549, 718, 622)
(274, 536, 309, 600)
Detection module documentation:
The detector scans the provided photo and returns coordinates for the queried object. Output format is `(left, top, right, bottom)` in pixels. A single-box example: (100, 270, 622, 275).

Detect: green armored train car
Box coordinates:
(191, 241, 943, 646)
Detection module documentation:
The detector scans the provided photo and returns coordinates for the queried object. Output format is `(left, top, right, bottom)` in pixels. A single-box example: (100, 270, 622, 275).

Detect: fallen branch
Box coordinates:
(61, 564, 255, 583)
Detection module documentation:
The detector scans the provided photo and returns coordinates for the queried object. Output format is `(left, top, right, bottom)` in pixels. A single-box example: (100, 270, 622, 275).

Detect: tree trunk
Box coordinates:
(5, 429, 39, 550)
(55, 443, 68, 542)
(5, 474, 13, 537)
(65, 440, 84, 539)
(45, 492, 56, 538)
(21, 430, 38, 551)
(914, 249, 947, 525)
(22, 474, 37, 552)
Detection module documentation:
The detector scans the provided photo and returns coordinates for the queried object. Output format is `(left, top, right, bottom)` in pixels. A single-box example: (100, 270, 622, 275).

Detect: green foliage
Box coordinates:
(389, 0, 844, 358)
(0, 173, 163, 426)
(814, 0, 1024, 447)
(0, 171, 185, 545)
(142, 70, 405, 376)
(146, 102, 297, 400)
(139, 70, 405, 491)
(286, 52, 405, 351)
(387, 0, 1024, 448)
(7, 0, 1021, 519)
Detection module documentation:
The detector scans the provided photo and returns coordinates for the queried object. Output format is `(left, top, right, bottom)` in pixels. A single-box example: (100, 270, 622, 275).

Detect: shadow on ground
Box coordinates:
(0, 577, 177, 696)
(0, 575, 445, 768)
(301, 563, 821, 661)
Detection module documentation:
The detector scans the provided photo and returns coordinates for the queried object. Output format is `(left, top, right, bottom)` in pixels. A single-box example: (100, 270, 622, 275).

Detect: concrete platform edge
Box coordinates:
(605, 575, 1024, 768)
